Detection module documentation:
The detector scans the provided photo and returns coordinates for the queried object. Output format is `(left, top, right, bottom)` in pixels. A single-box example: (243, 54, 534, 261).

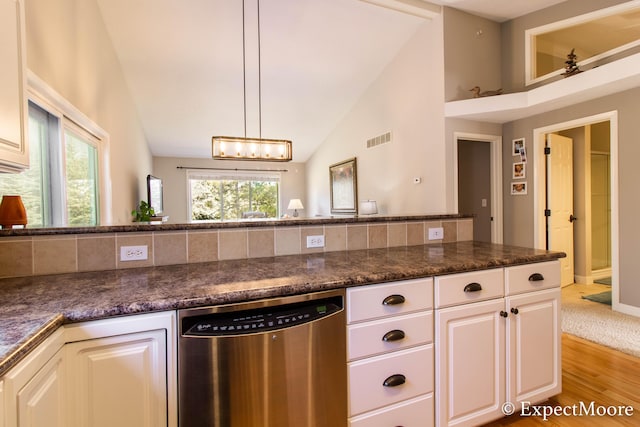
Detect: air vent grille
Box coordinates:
(366, 131, 392, 149)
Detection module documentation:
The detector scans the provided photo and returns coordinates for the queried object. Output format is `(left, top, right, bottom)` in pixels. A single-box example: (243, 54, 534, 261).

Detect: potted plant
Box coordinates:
(131, 200, 155, 222)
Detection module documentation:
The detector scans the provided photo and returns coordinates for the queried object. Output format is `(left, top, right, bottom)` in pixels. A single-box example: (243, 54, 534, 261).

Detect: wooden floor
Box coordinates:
(485, 333, 640, 426)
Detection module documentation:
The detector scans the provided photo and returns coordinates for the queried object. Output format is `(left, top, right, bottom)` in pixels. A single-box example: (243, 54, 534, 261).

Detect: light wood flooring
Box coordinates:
(485, 285, 640, 426)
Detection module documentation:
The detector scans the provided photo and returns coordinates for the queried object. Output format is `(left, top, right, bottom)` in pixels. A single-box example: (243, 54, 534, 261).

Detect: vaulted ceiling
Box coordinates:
(96, 0, 567, 162)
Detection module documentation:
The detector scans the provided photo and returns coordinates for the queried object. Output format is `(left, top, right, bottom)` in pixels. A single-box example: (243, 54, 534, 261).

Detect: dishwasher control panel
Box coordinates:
(182, 295, 343, 336)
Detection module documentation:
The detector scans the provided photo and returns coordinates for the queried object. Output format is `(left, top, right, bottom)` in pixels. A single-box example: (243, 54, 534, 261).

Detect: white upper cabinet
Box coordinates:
(0, 0, 28, 172)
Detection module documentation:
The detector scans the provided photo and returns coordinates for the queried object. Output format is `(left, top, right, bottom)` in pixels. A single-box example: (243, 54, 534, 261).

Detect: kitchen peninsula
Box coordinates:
(0, 215, 564, 426)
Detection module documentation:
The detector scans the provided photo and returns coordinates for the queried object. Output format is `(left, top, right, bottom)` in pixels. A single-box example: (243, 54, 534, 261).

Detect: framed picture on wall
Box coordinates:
(512, 162, 526, 179)
(511, 182, 527, 195)
(512, 138, 525, 156)
(329, 157, 358, 214)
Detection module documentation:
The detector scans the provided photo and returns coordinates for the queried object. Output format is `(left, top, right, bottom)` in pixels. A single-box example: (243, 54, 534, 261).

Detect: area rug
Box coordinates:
(581, 290, 612, 305)
(594, 277, 612, 285)
(562, 284, 640, 358)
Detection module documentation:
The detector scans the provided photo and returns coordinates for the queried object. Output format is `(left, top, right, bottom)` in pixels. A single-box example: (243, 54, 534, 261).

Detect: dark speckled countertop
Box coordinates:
(0, 241, 564, 377)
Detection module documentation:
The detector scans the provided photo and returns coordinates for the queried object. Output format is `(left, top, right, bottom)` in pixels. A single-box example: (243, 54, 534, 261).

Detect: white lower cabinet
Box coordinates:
(347, 278, 434, 426)
(435, 261, 561, 427)
(16, 348, 66, 427)
(0, 380, 4, 427)
(65, 330, 167, 427)
(2, 311, 177, 427)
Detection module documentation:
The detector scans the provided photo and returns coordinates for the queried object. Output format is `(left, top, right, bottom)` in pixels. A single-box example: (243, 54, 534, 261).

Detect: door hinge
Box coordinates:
(544, 209, 551, 216)
(544, 147, 551, 155)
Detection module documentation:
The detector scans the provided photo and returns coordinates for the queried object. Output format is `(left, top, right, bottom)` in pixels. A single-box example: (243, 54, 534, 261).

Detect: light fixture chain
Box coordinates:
(242, 0, 247, 138)
(257, 0, 262, 139)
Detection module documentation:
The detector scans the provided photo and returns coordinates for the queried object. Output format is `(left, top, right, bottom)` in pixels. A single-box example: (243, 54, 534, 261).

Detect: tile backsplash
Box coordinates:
(0, 218, 473, 279)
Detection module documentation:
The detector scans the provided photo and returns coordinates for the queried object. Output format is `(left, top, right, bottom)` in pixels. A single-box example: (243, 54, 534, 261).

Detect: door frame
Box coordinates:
(532, 111, 620, 310)
(453, 132, 503, 244)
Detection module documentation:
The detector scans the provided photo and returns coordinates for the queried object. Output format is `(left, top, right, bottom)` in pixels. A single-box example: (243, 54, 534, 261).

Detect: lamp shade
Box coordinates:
(287, 199, 304, 210)
(0, 195, 27, 228)
(359, 200, 378, 215)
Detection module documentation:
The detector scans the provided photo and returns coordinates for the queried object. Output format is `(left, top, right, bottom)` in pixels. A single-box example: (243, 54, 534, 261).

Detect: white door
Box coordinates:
(506, 288, 562, 408)
(435, 299, 505, 427)
(16, 349, 66, 427)
(547, 133, 574, 286)
(65, 330, 167, 427)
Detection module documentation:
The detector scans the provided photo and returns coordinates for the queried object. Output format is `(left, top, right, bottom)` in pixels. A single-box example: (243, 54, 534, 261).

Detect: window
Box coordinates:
(188, 170, 280, 221)
(526, 2, 640, 85)
(0, 100, 102, 227)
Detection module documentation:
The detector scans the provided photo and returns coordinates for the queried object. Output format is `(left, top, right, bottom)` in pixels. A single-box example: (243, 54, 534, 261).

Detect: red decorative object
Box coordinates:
(0, 195, 27, 229)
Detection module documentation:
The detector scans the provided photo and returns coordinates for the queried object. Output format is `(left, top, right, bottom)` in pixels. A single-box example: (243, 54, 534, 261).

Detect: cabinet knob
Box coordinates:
(463, 282, 483, 292)
(382, 374, 406, 387)
(528, 273, 544, 282)
(382, 294, 406, 306)
(500, 310, 509, 318)
(511, 307, 519, 315)
(382, 329, 406, 342)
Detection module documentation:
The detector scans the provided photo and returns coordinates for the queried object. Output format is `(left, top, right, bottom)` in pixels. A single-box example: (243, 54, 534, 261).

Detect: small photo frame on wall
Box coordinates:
(512, 138, 525, 156)
(511, 182, 527, 195)
(329, 157, 358, 214)
(512, 162, 526, 179)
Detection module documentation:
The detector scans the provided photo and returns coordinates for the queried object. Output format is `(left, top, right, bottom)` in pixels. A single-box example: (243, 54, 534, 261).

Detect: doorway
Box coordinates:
(454, 133, 503, 244)
(533, 112, 618, 309)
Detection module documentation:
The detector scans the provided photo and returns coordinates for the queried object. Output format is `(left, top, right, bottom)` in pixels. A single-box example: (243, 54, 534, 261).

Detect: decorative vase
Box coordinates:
(0, 195, 28, 229)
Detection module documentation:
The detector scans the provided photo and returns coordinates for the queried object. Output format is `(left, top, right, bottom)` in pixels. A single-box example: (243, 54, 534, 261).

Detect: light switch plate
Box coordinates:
(428, 227, 444, 240)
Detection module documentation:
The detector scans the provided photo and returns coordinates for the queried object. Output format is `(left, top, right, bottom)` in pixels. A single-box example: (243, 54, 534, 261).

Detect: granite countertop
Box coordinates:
(0, 241, 564, 376)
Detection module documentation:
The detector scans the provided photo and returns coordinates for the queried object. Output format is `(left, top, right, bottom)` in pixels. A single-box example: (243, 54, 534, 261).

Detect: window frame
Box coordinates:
(26, 71, 112, 225)
(186, 169, 281, 222)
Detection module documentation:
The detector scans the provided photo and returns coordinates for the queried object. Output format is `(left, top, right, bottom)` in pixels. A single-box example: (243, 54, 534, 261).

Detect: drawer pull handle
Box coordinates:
(382, 294, 406, 306)
(500, 310, 509, 318)
(382, 329, 406, 342)
(528, 273, 544, 282)
(511, 307, 519, 315)
(463, 282, 482, 292)
(383, 374, 406, 387)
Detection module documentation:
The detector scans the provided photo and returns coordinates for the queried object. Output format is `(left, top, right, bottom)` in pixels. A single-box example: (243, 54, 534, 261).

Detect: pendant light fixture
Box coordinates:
(212, 0, 292, 161)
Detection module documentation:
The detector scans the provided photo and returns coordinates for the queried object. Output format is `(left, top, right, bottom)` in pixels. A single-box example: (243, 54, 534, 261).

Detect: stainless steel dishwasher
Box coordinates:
(177, 289, 347, 427)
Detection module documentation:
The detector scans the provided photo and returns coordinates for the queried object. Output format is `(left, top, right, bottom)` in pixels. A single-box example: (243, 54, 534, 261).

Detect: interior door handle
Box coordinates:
(569, 214, 577, 222)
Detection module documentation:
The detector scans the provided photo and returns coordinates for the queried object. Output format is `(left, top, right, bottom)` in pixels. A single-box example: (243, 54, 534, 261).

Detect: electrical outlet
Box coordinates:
(306, 235, 325, 248)
(120, 245, 148, 261)
(428, 227, 444, 240)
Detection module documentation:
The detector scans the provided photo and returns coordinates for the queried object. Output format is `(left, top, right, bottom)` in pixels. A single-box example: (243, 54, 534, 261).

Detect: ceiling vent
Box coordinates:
(367, 131, 392, 149)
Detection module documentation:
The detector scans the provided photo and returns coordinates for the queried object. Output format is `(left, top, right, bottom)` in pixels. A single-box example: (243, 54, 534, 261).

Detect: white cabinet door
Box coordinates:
(507, 288, 561, 407)
(15, 349, 66, 427)
(435, 298, 506, 427)
(0, 0, 28, 172)
(65, 330, 167, 427)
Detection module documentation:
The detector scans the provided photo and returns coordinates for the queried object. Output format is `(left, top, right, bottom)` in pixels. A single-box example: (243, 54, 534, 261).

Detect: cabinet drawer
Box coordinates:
(348, 345, 433, 416)
(349, 393, 433, 427)
(434, 268, 503, 308)
(505, 261, 560, 295)
(347, 278, 433, 323)
(348, 311, 433, 361)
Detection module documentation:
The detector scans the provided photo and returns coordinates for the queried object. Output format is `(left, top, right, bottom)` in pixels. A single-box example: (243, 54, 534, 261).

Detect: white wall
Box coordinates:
(305, 19, 446, 217)
(153, 157, 306, 223)
(25, 0, 152, 224)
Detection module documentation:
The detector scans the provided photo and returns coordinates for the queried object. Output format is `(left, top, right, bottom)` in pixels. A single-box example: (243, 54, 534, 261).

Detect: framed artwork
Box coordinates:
(512, 138, 525, 156)
(329, 157, 358, 214)
(512, 162, 526, 179)
(511, 182, 527, 195)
